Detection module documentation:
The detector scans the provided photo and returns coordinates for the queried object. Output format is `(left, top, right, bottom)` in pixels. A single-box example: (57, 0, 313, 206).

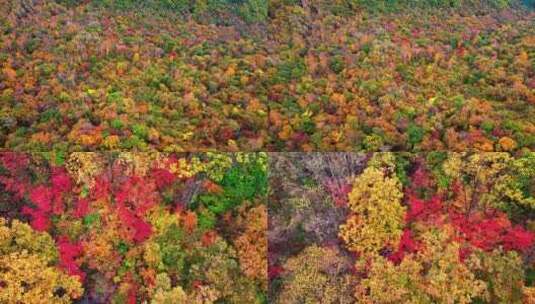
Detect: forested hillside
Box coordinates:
(1, 0, 533, 151)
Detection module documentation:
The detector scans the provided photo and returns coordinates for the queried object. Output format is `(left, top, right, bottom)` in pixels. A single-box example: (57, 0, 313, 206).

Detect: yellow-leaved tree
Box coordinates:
(0, 218, 83, 304)
(355, 228, 487, 304)
(339, 153, 405, 256)
(276, 245, 355, 304)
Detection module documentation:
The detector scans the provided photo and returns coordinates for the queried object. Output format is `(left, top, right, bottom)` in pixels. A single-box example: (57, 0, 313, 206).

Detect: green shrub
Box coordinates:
(276, 59, 306, 83)
(131, 123, 149, 140)
(290, 0, 517, 14)
(481, 121, 494, 134)
(197, 154, 267, 215)
(39, 108, 61, 123)
(197, 209, 216, 230)
(121, 135, 148, 150)
(394, 154, 411, 186)
(238, 0, 268, 23)
(157, 223, 186, 271)
(407, 123, 424, 146)
(83, 213, 101, 227)
(57, 0, 267, 22)
(111, 119, 124, 130)
(329, 55, 345, 74)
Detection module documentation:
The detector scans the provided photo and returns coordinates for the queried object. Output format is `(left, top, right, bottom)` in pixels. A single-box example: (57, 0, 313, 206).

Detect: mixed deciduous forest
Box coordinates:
(0, 0, 533, 151)
(1, 151, 533, 303)
(0, 1, 534, 304)
(269, 152, 535, 303)
(0, 152, 267, 303)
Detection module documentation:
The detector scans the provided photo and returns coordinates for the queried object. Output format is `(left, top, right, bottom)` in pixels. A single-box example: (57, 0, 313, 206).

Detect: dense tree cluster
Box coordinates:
(0, 151, 533, 303)
(267, 2, 534, 151)
(0, 152, 267, 303)
(0, 0, 533, 151)
(1, 1, 534, 303)
(269, 152, 535, 304)
(0, 218, 83, 303)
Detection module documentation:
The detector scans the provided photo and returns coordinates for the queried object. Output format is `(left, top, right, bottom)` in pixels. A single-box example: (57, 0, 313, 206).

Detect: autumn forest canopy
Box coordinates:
(269, 152, 535, 304)
(0, 0, 533, 151)
(0, 1, 534, 304)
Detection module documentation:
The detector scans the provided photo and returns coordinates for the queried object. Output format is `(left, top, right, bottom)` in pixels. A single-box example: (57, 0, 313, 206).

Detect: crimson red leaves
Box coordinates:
(57, 236, 85, 281)
(73, 198, 90, 219)
(151, 168, 176, 189)
(269, 153, 535, 303)
(451, 213, 534, 253)
(0, 152, 268, 303)
(388, 229, 419, 264)
(21, 205, 51, 231)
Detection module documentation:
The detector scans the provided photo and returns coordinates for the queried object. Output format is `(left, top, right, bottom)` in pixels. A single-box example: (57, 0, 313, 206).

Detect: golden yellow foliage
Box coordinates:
(339, 164, 405, 255)
(277, 245, 355, 304)
(0, 218, 57, 260)
(0, 219, 83, 304)
(0, 252, 83, 304)
(356, 228, 487, 304)
(3, 67, 17, 82)
(151, 273, 189, 304)
(115, 152, 161, 176)
(443, 153, 535, 211)
(102, 135, 120, 149)
(189, 239, 258, 303)
(143, 242, 163, 269)
(468, 249, 525, 303)
(66, 152, 104, 186)
(150, 272, 218, 304)
(81, 232, 121, 278)
(170, 157, 207, 179)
